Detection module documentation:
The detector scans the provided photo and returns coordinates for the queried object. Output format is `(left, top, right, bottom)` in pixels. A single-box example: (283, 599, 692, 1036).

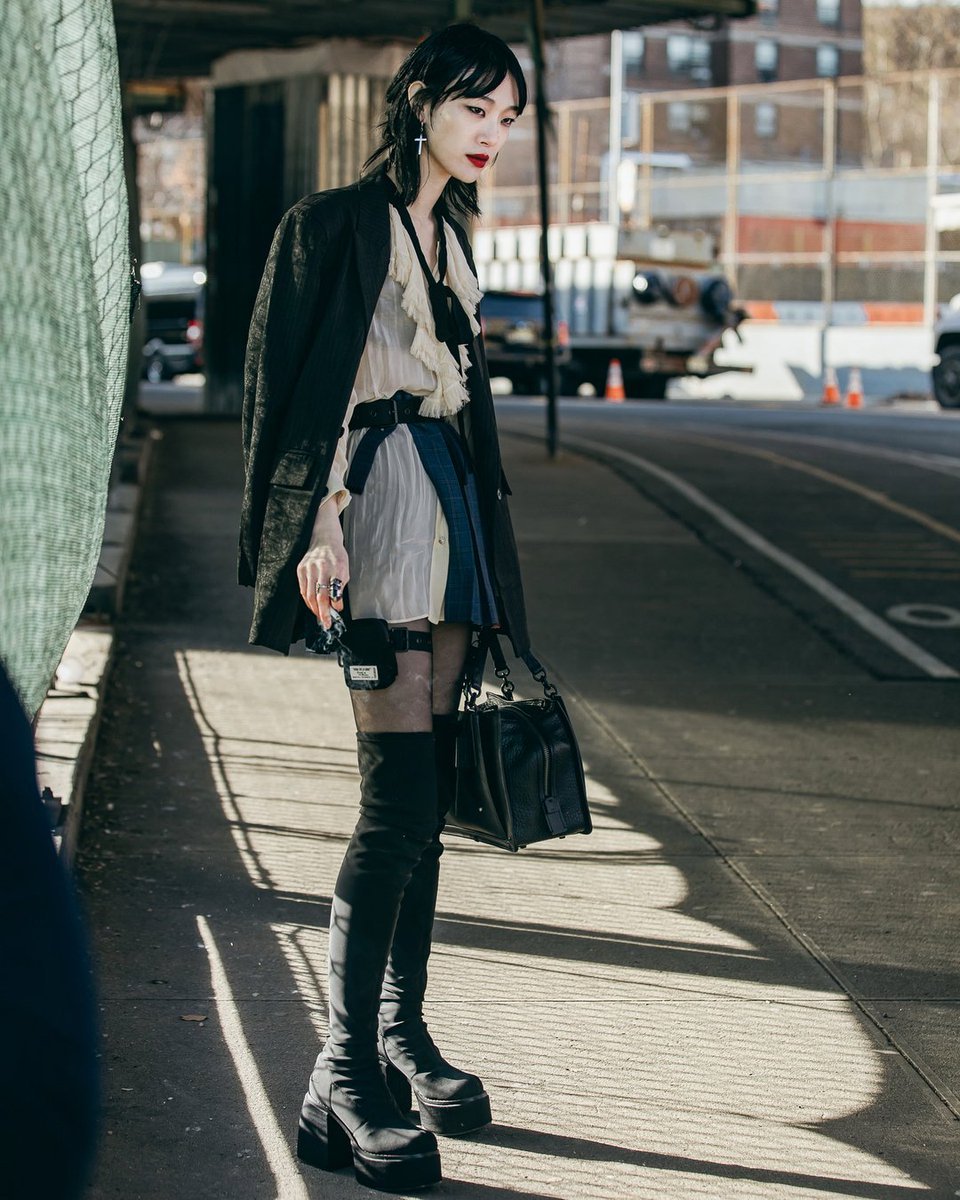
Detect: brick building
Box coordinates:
(644, 0, 864, 90)
(526, 1, 863, 107)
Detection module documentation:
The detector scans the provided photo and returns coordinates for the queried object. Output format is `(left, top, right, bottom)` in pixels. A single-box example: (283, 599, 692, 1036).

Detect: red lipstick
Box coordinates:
(466, 154, 489, 168)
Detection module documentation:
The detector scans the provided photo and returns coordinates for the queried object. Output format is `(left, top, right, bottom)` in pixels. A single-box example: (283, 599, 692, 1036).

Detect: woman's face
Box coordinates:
(412, 75, 521, 184)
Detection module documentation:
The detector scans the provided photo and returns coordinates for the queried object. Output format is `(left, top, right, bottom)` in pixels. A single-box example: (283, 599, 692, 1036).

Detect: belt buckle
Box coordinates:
(377, 394, 397, 427)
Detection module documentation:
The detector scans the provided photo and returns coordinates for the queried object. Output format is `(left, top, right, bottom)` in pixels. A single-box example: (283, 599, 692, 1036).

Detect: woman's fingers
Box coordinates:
(322, 558, 349, 627)
(297, 564, 311, 615)
(297, 550, 350, 629)
(298, 560, 323, 621)
(309, 582, 322, 621)
(317, 586, 331, 628)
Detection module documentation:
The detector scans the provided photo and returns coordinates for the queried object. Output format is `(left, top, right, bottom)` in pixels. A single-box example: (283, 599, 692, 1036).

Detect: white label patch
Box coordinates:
(348, 665, 379, 681)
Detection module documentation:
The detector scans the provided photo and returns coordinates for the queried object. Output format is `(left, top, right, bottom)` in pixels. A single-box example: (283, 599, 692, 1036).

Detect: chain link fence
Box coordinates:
(1, 0, 129, 717)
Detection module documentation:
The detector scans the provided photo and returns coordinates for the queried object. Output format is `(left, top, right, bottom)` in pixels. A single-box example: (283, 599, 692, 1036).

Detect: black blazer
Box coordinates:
(239, 168, 529, 657)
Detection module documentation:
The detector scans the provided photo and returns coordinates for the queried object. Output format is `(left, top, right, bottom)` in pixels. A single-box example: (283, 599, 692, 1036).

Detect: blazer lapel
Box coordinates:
(355, 172, 391, 326)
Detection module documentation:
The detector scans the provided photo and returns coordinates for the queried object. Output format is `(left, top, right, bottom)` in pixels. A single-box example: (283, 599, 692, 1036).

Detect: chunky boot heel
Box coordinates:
(381, 1054, 414, 1116)
(296, 1100, 352, 1171)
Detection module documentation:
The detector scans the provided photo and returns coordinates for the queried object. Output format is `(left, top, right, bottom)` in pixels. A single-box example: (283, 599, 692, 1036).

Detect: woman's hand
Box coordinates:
(297, 501, 349, 628)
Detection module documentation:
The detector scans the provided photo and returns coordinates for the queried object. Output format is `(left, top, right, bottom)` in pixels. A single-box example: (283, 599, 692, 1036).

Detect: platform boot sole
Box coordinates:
(382, 1057, 493, 1137)
(297, 1099, 442, 1193)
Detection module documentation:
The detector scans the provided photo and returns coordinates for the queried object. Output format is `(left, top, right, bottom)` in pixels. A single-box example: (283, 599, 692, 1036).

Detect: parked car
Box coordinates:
(479, 290, 572, 395)
(140, 262, 205, 382)
(933, 301, 960, 408)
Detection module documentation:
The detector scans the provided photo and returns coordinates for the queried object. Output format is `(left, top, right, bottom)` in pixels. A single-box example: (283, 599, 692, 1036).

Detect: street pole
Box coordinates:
(924, 74, 941, 332)
(607, 30, 623, 228)
(821, 79, 837, 385)
(529, 0, 559, 458)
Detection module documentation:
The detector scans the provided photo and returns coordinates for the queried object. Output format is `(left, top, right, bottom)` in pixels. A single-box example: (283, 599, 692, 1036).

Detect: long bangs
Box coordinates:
(432, 54, 527, 118)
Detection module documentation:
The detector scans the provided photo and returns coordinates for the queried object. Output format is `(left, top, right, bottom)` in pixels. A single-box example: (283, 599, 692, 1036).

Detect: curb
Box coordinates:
(34, 427, 160, 864)
(85, 429, 161, 617)
(35, 623, 115, 864)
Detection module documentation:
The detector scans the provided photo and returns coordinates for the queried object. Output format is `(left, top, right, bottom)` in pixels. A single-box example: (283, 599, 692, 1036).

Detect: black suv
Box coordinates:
(140, 263, 205, 382)
(479, 290, 571, 395)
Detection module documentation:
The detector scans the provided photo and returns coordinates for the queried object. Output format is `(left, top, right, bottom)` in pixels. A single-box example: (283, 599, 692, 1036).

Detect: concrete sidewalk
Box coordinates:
(77, 417, 958, 1199)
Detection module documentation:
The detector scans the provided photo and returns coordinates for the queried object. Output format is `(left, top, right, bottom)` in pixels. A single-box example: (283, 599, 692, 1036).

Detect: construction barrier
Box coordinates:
(821, 366, 840, 406)
(605, 358, 625, 402)
(845, 367, 864, 409)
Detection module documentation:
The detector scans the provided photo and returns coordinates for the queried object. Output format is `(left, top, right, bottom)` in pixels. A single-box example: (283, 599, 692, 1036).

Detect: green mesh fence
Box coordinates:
(1, 0, 129, 718)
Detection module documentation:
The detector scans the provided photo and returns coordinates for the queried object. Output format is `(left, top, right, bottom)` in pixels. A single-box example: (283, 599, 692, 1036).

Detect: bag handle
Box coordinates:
(462, 631, 559, 710)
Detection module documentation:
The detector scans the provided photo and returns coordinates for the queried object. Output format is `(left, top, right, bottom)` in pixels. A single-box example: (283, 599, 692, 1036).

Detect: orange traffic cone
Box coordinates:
(604, 358, 626, 402)
(845, 367, 864, 409)
(820, 366, 840, 406)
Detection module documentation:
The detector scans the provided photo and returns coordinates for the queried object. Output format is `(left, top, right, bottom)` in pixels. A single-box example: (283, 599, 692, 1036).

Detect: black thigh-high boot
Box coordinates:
(297, 732, 443, 1193)
(379, 713, 492, 1137)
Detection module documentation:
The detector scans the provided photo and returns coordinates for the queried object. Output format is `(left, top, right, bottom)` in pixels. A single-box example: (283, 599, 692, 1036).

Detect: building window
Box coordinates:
(757, 0, 779, 22)
(666, 35, 690, 72)
(817, 0, 840, 27)
(622, 31, 645, 78)
(816, 43, 840, 77)
(666, 34, 712, 83)
(754, 101, 778, 138)
(755, 39, 779, 83)
(667, 101, 692, 134)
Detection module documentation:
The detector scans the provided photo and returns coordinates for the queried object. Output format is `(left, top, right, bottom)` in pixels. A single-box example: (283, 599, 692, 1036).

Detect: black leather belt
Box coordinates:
(349, 391, 436, 430)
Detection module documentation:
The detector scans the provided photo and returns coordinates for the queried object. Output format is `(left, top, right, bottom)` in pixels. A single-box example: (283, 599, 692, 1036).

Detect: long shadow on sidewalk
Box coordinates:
(78, 419, 956, 1199)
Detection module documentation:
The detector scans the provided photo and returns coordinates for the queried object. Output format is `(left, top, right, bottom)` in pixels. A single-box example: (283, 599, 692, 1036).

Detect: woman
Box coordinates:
(239, 24, 529, 1193)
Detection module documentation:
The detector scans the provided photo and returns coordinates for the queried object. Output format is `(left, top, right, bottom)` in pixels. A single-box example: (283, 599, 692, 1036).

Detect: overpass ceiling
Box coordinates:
(114, 0, 755, 80)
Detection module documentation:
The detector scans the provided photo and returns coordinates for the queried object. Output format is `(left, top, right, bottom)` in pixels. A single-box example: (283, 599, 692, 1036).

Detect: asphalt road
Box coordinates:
(500, 399, 960, 681)
(78, 397, 960, 1199)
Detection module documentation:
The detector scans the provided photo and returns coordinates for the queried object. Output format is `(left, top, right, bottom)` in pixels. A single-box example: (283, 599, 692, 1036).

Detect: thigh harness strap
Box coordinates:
(389, 626, 433, 653)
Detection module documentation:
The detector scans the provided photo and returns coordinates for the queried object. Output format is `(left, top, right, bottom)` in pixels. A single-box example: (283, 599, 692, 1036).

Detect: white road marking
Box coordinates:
(679, 425, 960, 481)
(669, 431, 960, 548)
(195, 915, 310, 1200)
(565, 434, 960, 680)
(887, 603, 960, 629)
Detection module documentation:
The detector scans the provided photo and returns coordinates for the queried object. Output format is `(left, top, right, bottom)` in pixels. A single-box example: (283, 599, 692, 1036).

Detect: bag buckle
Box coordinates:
(541, 793, 565, 836)
(495, 666, 515, 700)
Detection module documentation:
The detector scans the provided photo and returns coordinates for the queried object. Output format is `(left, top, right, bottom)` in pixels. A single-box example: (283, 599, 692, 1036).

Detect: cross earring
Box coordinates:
(415, 123, 427, 156)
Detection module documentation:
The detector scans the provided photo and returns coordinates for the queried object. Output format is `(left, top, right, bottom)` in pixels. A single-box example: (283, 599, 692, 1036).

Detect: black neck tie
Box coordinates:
(385, 179, 474, 374)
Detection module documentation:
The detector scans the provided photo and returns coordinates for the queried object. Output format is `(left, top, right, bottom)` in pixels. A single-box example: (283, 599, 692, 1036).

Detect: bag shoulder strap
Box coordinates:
(462, 635, 488, 707)
(462, 630, 559, 708)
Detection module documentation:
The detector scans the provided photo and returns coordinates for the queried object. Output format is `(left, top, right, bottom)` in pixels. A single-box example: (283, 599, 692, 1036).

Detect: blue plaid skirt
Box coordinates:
(344, 418, 499, 627)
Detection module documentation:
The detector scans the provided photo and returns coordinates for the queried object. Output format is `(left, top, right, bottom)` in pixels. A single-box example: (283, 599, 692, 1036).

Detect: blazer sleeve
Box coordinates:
(239, 200, 329, 586)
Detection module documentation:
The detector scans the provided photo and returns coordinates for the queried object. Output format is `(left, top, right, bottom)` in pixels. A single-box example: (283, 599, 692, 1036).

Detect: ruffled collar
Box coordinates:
(387, 205, 482, 418)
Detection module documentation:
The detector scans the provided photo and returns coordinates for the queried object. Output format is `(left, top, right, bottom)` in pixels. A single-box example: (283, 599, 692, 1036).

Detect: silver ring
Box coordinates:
(315, 582, 331, 594)
(329, 577, 344, 602)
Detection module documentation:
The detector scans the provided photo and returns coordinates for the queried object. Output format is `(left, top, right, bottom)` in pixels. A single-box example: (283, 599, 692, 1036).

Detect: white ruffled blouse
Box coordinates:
(323, 204, 483, 624)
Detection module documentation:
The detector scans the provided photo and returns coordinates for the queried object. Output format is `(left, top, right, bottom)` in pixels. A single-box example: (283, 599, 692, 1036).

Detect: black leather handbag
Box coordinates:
(445, 635, 592, 853)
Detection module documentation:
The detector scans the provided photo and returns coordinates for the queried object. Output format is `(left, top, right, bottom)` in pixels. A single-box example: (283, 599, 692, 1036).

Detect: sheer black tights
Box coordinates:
(349, 620, 470, 732)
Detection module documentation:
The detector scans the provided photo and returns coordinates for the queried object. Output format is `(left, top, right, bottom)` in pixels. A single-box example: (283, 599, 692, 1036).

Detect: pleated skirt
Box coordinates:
(340, 417, 498, 628)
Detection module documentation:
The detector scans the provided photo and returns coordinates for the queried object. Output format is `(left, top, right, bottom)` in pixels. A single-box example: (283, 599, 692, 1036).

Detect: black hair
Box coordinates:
(362, 23, 527, 219)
